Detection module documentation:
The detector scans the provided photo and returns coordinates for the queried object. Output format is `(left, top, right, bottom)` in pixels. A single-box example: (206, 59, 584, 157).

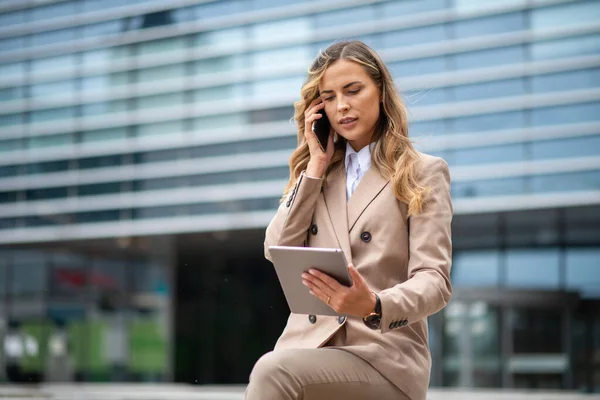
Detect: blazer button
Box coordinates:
(310, 224, 318, 235)
(308, 314, 317, 324)
(338, 316, 346, 324)
(361, 231, 372, 243)
(389, 321, 396, 330)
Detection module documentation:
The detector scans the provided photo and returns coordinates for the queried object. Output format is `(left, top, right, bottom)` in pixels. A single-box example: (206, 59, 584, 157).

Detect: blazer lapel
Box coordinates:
(323, 165, 353, 265)
(347, 167, 390, 232)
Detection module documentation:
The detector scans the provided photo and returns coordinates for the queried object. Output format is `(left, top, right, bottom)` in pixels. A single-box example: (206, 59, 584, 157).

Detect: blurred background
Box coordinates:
(0, 0, 598, 395)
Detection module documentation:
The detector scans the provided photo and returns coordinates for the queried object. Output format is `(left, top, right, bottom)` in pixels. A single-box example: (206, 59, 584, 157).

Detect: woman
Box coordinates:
(246, 40, 453, 400)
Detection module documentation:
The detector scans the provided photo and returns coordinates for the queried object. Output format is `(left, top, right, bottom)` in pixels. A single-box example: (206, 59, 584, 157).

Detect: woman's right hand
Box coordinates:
(304, 98, 335, 178)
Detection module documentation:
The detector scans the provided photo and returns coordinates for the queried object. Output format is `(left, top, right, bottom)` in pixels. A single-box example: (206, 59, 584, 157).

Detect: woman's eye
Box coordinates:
(348, 90, 359, 95)
(324, 96, 334, 101)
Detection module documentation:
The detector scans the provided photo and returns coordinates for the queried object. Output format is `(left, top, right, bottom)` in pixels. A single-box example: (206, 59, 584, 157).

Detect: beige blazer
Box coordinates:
(264, 151, 453, 400)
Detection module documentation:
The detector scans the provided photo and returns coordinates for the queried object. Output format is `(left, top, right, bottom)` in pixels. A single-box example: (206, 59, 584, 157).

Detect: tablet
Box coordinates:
(268, 246, 352, 316)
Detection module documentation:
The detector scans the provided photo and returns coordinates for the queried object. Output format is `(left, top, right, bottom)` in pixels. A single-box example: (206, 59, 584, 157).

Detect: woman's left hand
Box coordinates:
(302, 264, 376, 318)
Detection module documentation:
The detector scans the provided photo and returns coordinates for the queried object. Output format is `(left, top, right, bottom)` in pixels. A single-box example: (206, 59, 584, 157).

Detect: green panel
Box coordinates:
(68, 320, 107, 372)
(128, 320, 166, 373)
(21, 321, 52, 372)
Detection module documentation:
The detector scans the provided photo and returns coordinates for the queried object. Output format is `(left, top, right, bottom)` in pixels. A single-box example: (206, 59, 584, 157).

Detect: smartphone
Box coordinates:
(312, 109, 331, 152)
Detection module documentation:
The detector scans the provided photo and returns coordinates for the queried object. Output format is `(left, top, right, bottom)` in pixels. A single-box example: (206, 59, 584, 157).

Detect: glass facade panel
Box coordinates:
(532, 34, 600, 61)
(31, 1, 77, 21)
(0, 10, 27, 27)
(315, 5, 375, 28)
(27, 134, 74, 150)
(532, 1, 600, 30)
(0, 113, 23, 127)
(452, 111, 525, 133)
(451, 143, 526, 166)
(452, 250, 501, 287)
(452, 78, 525, 101)
(532, 171, 600, 193)
(194, 85, 247, 102)
(454, 12, 527, 39)
(252, 76, 304, 100)
(251, 46, 312, 73)
(30, 107, 76, 124)
(31, 28, 77, 47)
(251, 18, 311, 46)
(0, 36, 25, 53)
(380, 0, 447, 16)
(196, 27, 246, 47)
(532, 102, 600, 126)
(0, 62, 26, 80)
(136, 120, 185, 138)
(532, 69, 600, 93)
(0, 86, 24, 102)
(389, 56, 447, 77)
(566, 248, 600, 298)
(454, 0, 526, 12)
(81, 73, 130, 94)
(404, 88, 450, 106)
(82, 100, 128, 117)
(195, 0, 248, 19)
(81, 127, 128, 143)
(83, 20, 123, 39)
(410, 119, 448, 136)
(0, 138, 23, 153)
(453, 46, 526, 70)
(381, 25, 447, 49)
(82, 47, 131, 69)
(137, 37, 186, 56)
(137, 64, 186, 83)
(135, 93, 185, 110)
(193, 55, 246, 75)
(452, 177, 526, 198)
(506, 249, 561, 289)
(30, 80, 77, 100)
(25, 160, 69, 175)
(82, 0, 128, 12)
(531, 136, 600, 161)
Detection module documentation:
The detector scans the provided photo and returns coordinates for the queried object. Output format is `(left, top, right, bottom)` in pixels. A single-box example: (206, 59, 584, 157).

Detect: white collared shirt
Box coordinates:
(345, 141, 373, 201)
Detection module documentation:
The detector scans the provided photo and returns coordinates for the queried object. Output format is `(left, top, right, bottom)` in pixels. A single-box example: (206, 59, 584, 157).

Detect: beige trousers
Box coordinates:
(245, 328, 408, 400)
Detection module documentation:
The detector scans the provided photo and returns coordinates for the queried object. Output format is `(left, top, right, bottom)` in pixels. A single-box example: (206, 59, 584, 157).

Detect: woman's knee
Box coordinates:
(250, 350, 292, 382)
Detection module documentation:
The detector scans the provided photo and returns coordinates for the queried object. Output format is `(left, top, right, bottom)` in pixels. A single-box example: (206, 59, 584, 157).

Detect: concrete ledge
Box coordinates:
(0, 384, 597, 400)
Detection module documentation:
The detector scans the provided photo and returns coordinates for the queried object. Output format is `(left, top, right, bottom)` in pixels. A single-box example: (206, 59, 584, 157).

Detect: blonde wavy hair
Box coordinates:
(284, 40, 429, 216)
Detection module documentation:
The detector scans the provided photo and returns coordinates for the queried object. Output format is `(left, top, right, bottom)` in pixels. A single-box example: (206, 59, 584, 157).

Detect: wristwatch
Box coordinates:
(362, 292, 382, 330)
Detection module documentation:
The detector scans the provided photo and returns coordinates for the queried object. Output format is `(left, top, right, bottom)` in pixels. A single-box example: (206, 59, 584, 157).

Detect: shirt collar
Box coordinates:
(345, 141, 374, 174)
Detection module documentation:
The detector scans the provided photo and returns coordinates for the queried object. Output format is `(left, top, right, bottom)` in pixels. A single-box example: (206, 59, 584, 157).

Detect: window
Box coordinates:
(506, 249, 560, 289)
(566, 248, 600, 298)
(532, 34, 600, 61)
(0, 139, 23, 153)
(505, 209, 559, 247)
(78, 182, 122, 196)
(30, 80, 77, 100)
(195, 0, 248, 19)
(0, 10, 27, 27)
(389, 56, 447, 77)
(193, 55, 246, 75)
(252, 76, 304, 101)
(27, 134, 73, 150)
(532, 69, 600, 93)
(81, 127, 128, 143)
(0, 36, 26, 53)
(31, 1, 77, 21)
(0, 62, 26, 80)
(10, 252, 47, 296)
(451, 143, 526, 166)
(532, 102, 600, 126)
(31, 28, 77, 47)
(532, 171, 600, 193)
(0, 165, 19, 178)
(452, 111, 525, 133)
(452, 250, 500, 287)
(26, 187, 69, 201)
(409, 119, 447, 136)
(0, 86, 24, 103)
(452, 78, 525, 101)
(79, 155, 123, 170)
(249, 106, 293, 124)
(191, 113, 249, 132)
(0, 113, 23, 127)
(31, 54, 77, 76)
(137, 64, 186, 84)
(380, 0, 447, 16)
(81, 73, 129, 94)
(83, 0, 128, 12)
(82, 47, 131, 69)
(135, 93, 185, 111)
(454, 0, 526, 13)
(404, 88, 449, 106)
(136, 120, 185, 138)
(195, 27, 246, 48)
(452, 177, 526, 198)
(194, 84, 247, 103)
(315, 5, 375, 28)
(381, 25, 447, 49)
(83, 20, 123, 39)
(251, 17, 311, 46)
(454, 12, 527, 39)
(82, 101, 128, 117)
(188, 167, 288, 187)
(532, 1, 600, 31)
(531, 135, 600, 161)
(25, 160, 70, 175)
(453, 46, 525, 70)
(30, 107, 76, 124)
(252, 0, 305, 10)
(251, 46, 311, 74)
(137, 37, 186, 56)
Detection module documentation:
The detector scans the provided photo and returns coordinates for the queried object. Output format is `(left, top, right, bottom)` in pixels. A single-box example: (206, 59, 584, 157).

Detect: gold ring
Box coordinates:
(326, 296, 331, 305)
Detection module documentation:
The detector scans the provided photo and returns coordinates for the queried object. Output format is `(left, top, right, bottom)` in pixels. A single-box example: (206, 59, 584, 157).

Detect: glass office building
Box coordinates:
(0, 0, 599, 392)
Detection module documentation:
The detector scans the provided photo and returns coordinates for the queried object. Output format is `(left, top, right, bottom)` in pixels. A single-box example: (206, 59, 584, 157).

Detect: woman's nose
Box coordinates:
(337, 102, 349, 113)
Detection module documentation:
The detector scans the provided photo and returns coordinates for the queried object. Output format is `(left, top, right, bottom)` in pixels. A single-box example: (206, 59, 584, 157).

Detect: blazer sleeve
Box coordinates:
(379, 157, 453, 333)
(264, 172, 323, 262)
